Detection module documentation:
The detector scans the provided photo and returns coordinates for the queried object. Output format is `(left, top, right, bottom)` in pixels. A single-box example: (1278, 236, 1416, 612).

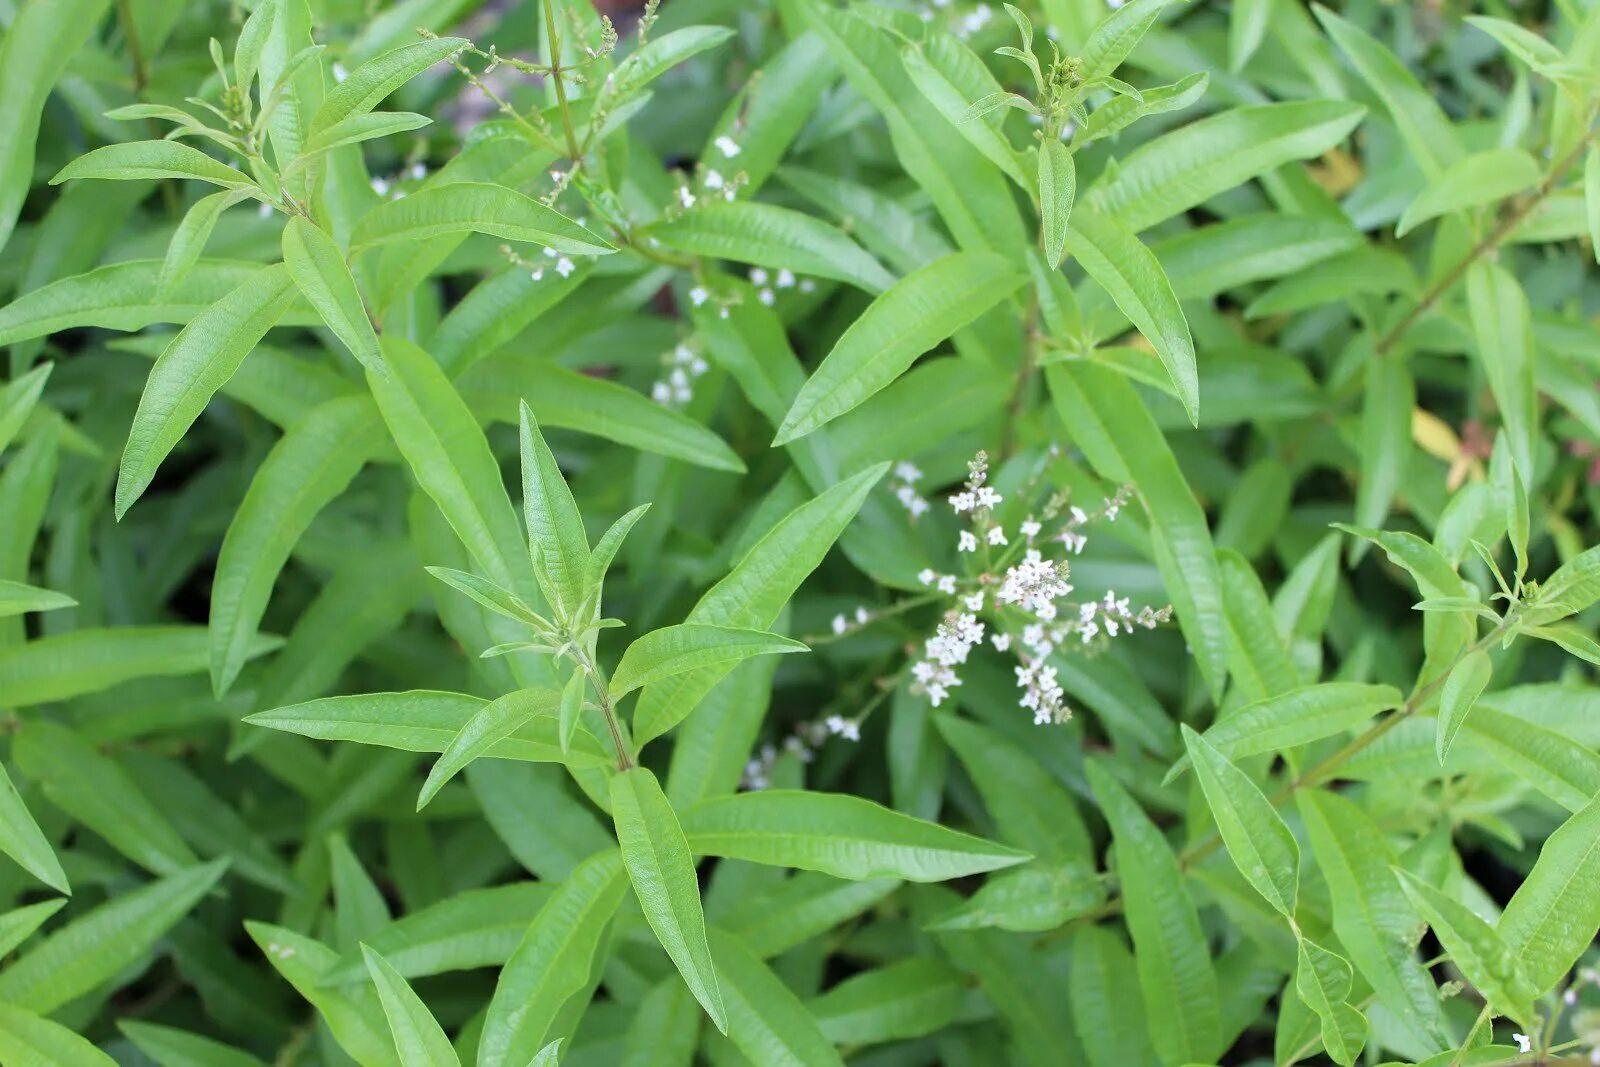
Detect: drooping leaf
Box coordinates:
(518, 403, 590, 619)
(362, 945, 462, 1067)
(609, 624, 807, 697)
(0, 625, 280, 706)
(1498, 789, 1600, 994)
(50, 140, 258, 191)
(351, 182, 615, 255)
(281, 216, 385, 376)
(308, 36, 467, 133)
(1293, 937, 1368, 1067)
(1038, 139, 1075, 270)
(0, 1003, 119, 1067)
(0, 763, 68, 894)
(644, 201, 895, 293)
(417, 687, 563, 809)
(1182, 725, 1299, 918)
(1436, 650, 1492, 763)
(1395, 869, 1536, 1026)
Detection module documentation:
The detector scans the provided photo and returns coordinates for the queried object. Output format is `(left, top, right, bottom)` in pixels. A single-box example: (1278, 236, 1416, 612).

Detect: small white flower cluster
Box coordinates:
(889, 461, 929, 519)
(650, 343, 709, 407)
(830, 605, 872, 637)
(898, 454, 1169, 725)
(680, 135, 747, 210)
(740, 711, 861, 790)
(528, 243, 578, 283)
(747, 265, 814, 308)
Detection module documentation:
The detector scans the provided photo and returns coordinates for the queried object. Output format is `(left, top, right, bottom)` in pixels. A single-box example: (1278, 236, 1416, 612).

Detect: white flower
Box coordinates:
(831, 613, 848, 635)
(1061, 531, 1087, 554)
(958, 531, 978, 553)
(799, 278, 816, 293)
(690, 358, 708, 375)
(907, 496, 929, 518)
(991, 632, 1011, 652)
(689, 286, 710, 306)
(776, 268, 796, 288)
(704, 169, 724, 189)
(758, 287, 776, 306)
(1565, 988, 1578, 1005)
(949, 491, 976, 512)
(1513, 1035, 1531, 1055)
(257, 200, 274, 218)
(543, 246, 559, 258)
(1070, 506, 1089, 525)
(678, 186, 696, 208)
(895, 462, 922, 484)
(370, 176, 391, 196)
(749, 268, 769, 285)
(555, 257, 575, 278)
(651, 381, 671, 403)
(824, 714, 860, 741)
(332, 62, 349, 83)
(974, 486, 1003, 508)
(987, 525, 1007, 546)
(1020, 518, 1041, 539)
(937, 575, 957, 594)
(529, 267, 545, 282)
(409, 163, 428, 180)
(855, 607, 870, 623)
(917, 568, 937, 586)
(964, 592, 984, 611)
(715, 135, 741, 157)
(719, 306, 730, 319)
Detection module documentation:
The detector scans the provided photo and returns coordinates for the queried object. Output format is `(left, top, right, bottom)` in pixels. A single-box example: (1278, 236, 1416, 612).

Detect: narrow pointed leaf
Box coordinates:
(351, 182, 615, 255)
(610, 624, 806, 697)
(281, 216, 385, 375)
(1182, 725, 1299, 917)
(362, 945, 461, 1067)
(418, 688, 563, 809)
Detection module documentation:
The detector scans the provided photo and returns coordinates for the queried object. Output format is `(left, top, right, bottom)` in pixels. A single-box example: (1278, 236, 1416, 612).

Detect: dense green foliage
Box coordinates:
(1, 0, 1599, 1063)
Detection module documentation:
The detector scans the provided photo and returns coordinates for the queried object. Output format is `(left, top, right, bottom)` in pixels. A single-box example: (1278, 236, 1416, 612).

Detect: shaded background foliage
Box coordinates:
(0, 0, 1599, 1064)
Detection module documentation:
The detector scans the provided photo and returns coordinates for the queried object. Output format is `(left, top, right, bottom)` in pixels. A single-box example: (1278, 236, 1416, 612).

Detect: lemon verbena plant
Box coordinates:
(2, 0, 1600, 1064)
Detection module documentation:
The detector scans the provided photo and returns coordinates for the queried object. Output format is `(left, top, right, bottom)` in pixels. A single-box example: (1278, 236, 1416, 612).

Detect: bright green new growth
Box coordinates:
(2, 0, 1600, 1063)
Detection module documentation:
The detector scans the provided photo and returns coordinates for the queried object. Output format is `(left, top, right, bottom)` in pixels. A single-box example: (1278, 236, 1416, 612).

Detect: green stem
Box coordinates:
(543, 0, 583, 162)
(573, 647, 634, 771)
(115, 0, 148, 92)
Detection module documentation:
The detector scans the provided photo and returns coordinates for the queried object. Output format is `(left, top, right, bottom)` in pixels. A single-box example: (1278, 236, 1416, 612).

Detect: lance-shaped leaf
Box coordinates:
(709, 927, 845, 1066)
(0, 363, 53, 457)
(1498, 789, 1600, 993)
(362, 946, 461, 1067)
(298, 111, 433, 159)
(928, 860, 1105, 932)
(323, 883, 552, 985)
(0, 625, 280, 706)
(0, 763, 67, 893)
(809, 958, 967, 1045)
(1048, 363, 1225, 695)
(611, 767, 727, 1034)
(644, 201, 894, 294)
(681, 790, 1029, 882)
(309, 36, 467, 133)
(417, 687, 564, 809)
(935, 714, 1093, 861)
(1294, 937, 1368, 1067)
(632, 464, 886, 747)
(0, 899, 65, 958)
(1395, 869, 1537, 1026)
(519, 403, 590, 619)
(1466, 261, 1537, 484)
(0, 859, 228, 1014)
(1080, 0, 1181, 83)
(351, 182, 615, 255)
(210, 396, 383, 695)
(615, 24, 735, 89)
(281, 217, 385, 376)
(1068, 924, 1157, 1067)
(245, 922, 396, 1067)
(1067, 208, 1197, 423)
(369, 336, 528, 595)
(1182, 725, 1299, 918)
(0, 1004, 118, 1067)
(119, 1021, 268, 1067)
(51, 141, 258, 191)
(900, 41, 1027, 189)
(1436, 650, 1492, 763)
(1397, 148, 1541, 236)
(116, 262, 298, 518)
(1038, 139, 1075, 270)
(0, 579, 74, 619)
(1086, 760, 1222, 1066)
(774, 252, 1022, 444)
(610, 624, 807, 697)
(158, 188, 254, 295)
(423, 566, 546, 628)
(1457, 704, 1600, 813)
(1532, 543, 1600, 621)
(245, 690, 609, 767)
(475, 859, 620, 1067)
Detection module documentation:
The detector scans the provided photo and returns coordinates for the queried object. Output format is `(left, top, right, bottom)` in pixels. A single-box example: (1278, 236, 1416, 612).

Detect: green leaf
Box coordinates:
(0, 898, 66, 958)
(0, 0, 111, 254)
(476, 854, 625, 1066)
(0, 763, 67, 893)
(707, 927, 846, 1067)
(211, 396, 383, 695)
(323, 882, 552, 984)
(0, 1003, 118, 1066)
(369, 336, 529, 595)
(900, 41, 1027, 189)
(1229, 0, 1275, 71)
(934, 713, 1093, 861)
(1047, 362, 1227, 695)
(119, 1021, 268, 1067)
(1080, 0, 1181, 83)
(588, 503, 652, 593)
(808, 957, 966, 1046)
(1394, 869, 1537, 1026)
(1436, 649, 1492, 763)
(362, 945, 461, 1067)
(1068, 925, 1158, 1067)
(13, 720, 197, 876)
(1085, 101, 1366, 234)
(1313, 4, 1463, 178)
(0, 578, 75, 618)
(680, 789, 1030, 881)
(928, 860, 1105, 932)
(1293, 937, 1368, 1067)
(0, 625, 279, 706)
(611, 767, 727, 1033)
(1498, 789, 1600, 994)
(1217, 546, 1300, 702)
(632, 464, 886, 747)
(1587, 146, 1600, 266)
(158, 188, 254, 295)
(773, 252, 1023, 444)
(1535, 542, 1600, 621)
(558, 665, 587, 756)
(1297, 789, 1447, 1049)
(1186, 683, 1400, 769)
(245, 690, 610, 768)
(0, 259, 307, 346)
(281, 216, 385, 376)
(298, 110, 433, 159)
(614, 25, 736, 90)
(424, 567, 544, 627)
(1354, 347, 1414, 540)
(1083, 71, 1208, 145)
(418, 687, 564, 809)
(1464, 16, 1570, 77)
(245, 921, 398, 1067)
(309, 36, 467, 133)
(1038, 139, 1075, 270)
(0, 363, 53, 457)
(1466, 261, 1537, 484)
(1182, 725, 1299, 918)
(1397, 148, 1542, 236)
(610, 624, 807, 697)
(116, 262, 298, 518)
(351, 182, 615, 255)
(0, 859, 228, 1014)
(643, 201, 895, 294)
(519, 403, 590, 619)
(1456, 703, 1600, 813)
(719, 873, 899, 959)
(1085, 760, 1222, 1066)
(51, 140, 258, 190)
